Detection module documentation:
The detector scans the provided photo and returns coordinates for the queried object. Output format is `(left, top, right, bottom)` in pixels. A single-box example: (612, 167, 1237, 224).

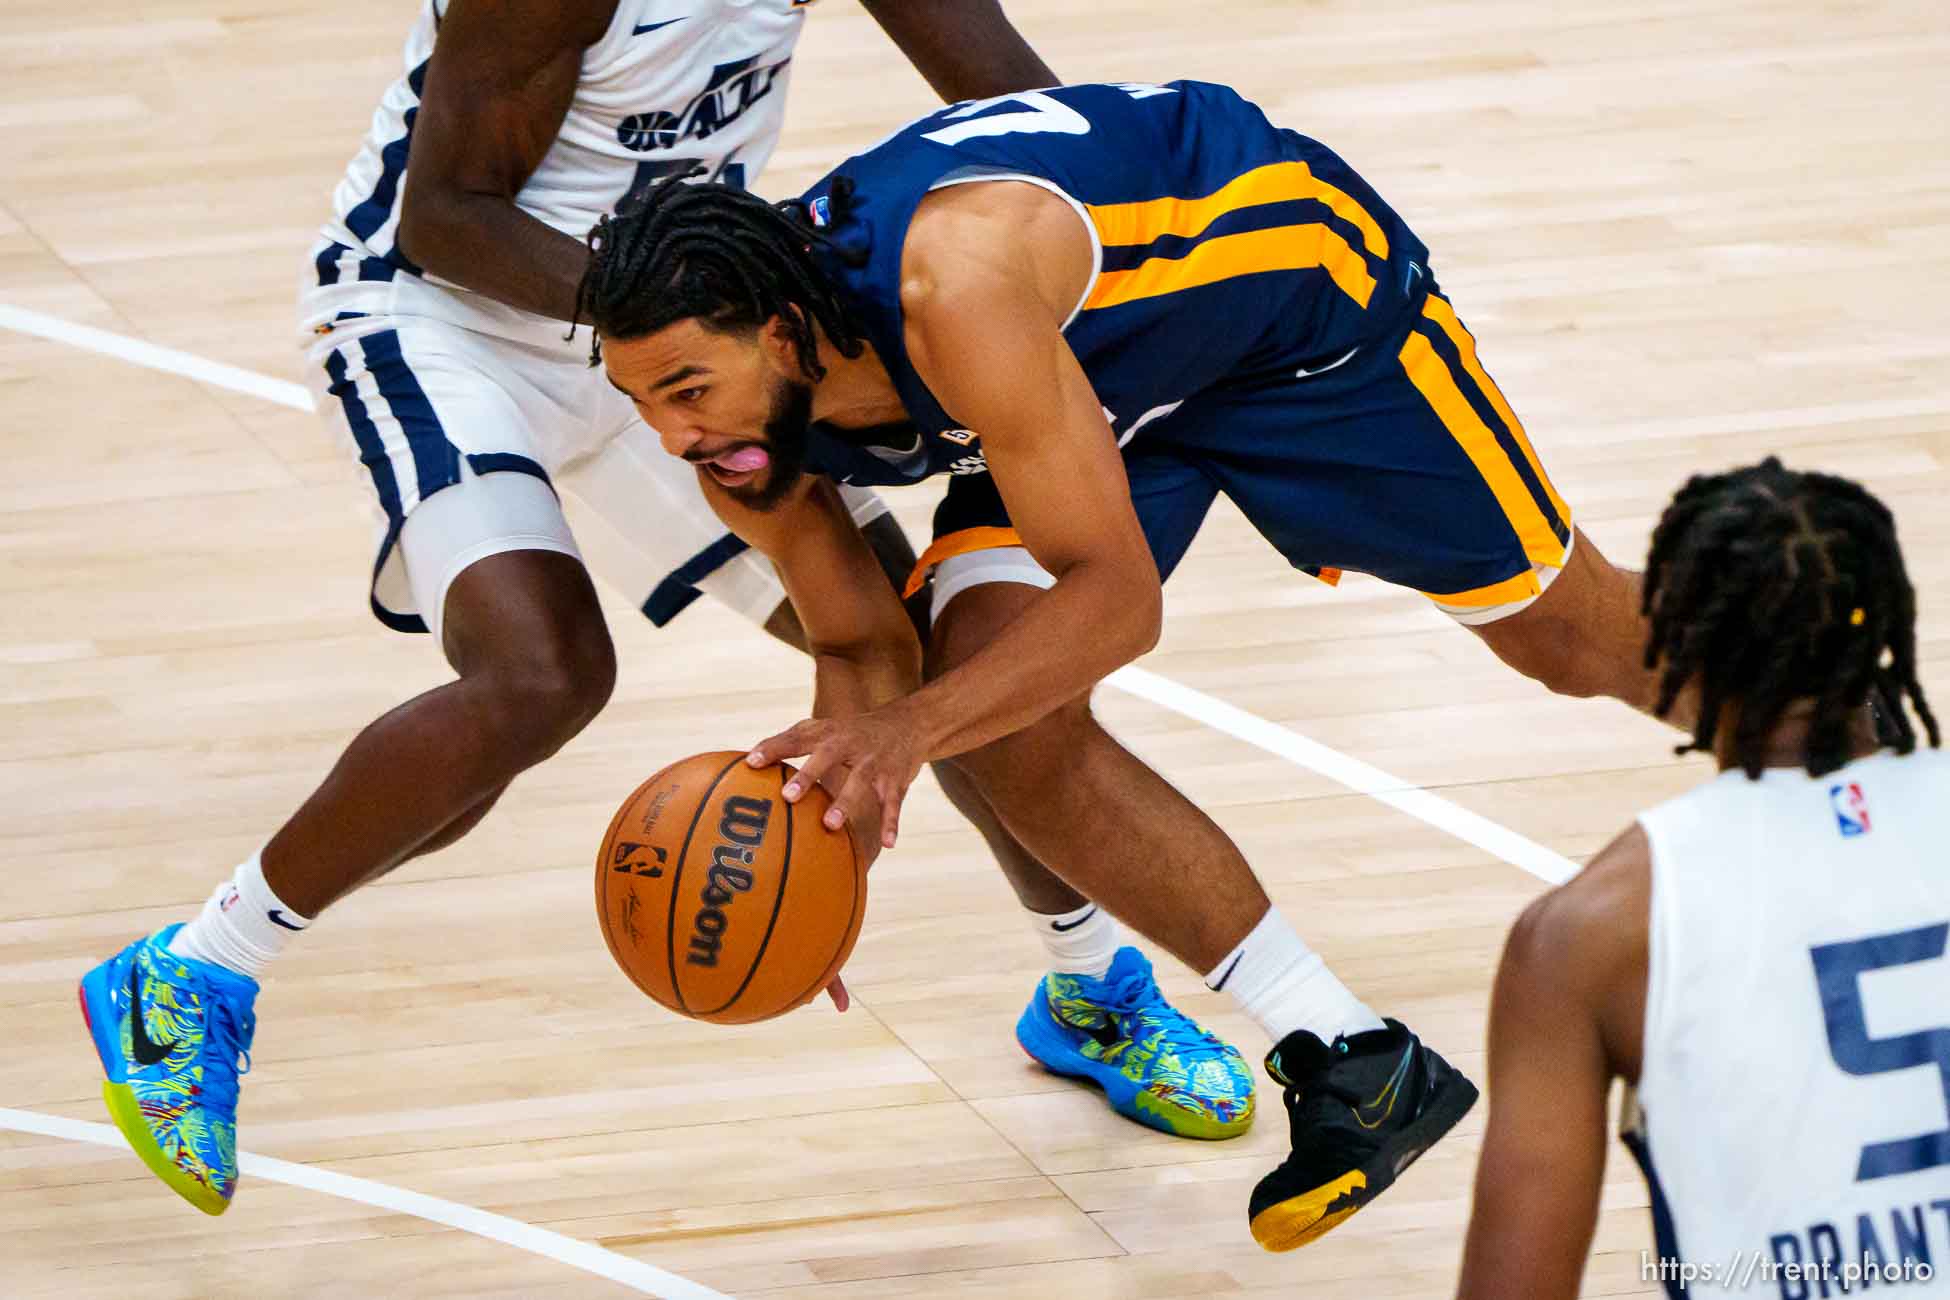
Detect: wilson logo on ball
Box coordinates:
(598, 751, 862, 1024)
(686, 795, 773, 967)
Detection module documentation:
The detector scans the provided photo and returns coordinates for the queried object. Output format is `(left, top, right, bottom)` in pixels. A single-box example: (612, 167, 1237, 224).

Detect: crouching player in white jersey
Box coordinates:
(1458, 458, 1948, 1298)
(76, 0, 1252, 1217)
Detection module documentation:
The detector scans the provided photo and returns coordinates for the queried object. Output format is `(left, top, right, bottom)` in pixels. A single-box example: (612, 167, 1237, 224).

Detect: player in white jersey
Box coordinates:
(1458, 458, 1948, 1298)
(75, 0, 1254, 1219)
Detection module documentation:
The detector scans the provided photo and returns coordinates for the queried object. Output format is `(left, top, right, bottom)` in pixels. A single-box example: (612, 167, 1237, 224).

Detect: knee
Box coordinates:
(474, 623, 617, 755)
(1516, 636, 1611, 699)
(1475, 539, 1654, 706)
(928, 755, 986, 819)
(946, 695, 1096, 798)
(1485, 614, 1629, 701)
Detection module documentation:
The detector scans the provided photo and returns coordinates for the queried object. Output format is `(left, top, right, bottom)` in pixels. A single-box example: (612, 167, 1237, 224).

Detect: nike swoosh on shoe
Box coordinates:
(127, 965, 179, 1067)
(1355, 1046, 1416, 1129)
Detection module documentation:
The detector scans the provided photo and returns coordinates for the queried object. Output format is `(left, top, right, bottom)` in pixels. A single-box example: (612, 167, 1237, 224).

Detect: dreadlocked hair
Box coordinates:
(574, 168, 866, 378)
(1642, 456, 1939, 778)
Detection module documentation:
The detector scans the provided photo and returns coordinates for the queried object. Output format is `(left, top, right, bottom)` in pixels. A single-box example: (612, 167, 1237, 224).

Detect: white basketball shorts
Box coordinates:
(297, 278, 886, 635)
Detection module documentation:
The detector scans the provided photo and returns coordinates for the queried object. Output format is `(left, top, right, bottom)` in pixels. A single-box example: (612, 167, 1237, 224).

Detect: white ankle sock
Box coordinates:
(168, 851, 309, 980)
(1204, 908, 1384, 1044)
(1033, 902, 1121, 980)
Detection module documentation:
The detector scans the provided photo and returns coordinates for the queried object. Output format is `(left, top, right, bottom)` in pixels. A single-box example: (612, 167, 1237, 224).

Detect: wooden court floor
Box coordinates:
(2, 0, 1945, 1295)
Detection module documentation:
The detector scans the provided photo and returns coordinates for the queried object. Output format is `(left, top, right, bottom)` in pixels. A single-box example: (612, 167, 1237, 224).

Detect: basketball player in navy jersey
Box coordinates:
(78, 4, 1256, 1220)
(576, 80, 1689, 1247)
(1459, 460, 1945, 1298)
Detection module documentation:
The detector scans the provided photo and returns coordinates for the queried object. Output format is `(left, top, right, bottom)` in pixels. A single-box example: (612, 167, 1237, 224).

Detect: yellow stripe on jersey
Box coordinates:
(1417, 294, 1572, 531)
(1397, 328, 1568, 571)
(1085, 224, 1376, 312)
(1080, 161, 1391, 313)
(1086, 161, 1391, 261)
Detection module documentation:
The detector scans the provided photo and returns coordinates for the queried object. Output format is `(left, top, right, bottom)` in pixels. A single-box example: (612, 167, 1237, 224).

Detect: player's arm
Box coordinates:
(1456, 825, 1651, 1300)
(700, 473, 924, 725)
(395, 0, 618, 322)
(751, 186, 1159, 837)
(756, 185, 1154, 822)
(888, 194, 1158, 760)
(858, 0, 1056, 103)
(701, 472, 916, 1013)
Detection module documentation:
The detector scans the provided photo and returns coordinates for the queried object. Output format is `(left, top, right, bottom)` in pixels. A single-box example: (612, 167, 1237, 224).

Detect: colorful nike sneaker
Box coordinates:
(1249, 1018, 1477, 1251)
(77, 924, 259, 1215)
(1017, 947, 1254, 1140)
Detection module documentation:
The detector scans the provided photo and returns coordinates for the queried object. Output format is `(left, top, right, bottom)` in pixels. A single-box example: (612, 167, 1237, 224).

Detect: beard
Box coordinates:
(732, 374, 814, 513)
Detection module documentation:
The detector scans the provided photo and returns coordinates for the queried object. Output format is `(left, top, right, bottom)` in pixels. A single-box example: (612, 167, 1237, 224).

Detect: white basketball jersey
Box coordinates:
(1630, 748, 1950, 1298)
(311, 0, 806, 339)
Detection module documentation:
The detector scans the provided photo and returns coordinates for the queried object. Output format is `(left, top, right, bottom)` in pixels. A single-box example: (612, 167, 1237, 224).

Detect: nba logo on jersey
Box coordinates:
(1829, 782, 1873, 837)
(808, 195, 831, 227)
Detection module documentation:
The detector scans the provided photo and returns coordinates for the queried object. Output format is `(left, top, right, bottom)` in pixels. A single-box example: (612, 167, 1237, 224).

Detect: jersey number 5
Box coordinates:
(1810, 921, 1950, 1180)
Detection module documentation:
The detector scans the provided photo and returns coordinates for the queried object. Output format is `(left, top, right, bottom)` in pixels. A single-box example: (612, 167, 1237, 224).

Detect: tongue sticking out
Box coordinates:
(716, 446, 771, 473)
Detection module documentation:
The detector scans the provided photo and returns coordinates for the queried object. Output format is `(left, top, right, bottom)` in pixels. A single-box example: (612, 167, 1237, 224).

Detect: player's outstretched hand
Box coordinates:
(748, 708, 922, 858)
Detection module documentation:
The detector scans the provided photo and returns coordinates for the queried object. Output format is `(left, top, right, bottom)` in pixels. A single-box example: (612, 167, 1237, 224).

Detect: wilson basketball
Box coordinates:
(595, 751, 865, 1024)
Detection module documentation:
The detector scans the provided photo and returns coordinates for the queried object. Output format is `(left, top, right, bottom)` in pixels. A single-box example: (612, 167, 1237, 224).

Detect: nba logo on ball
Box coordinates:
(1829, 782, 1872, 837)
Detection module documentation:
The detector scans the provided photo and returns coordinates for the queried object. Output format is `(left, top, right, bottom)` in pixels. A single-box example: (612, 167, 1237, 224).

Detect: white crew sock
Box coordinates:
(1204, 907, 1385, 1045)
(168, 851, 310, 980)
(1033, 902, 1122, 980)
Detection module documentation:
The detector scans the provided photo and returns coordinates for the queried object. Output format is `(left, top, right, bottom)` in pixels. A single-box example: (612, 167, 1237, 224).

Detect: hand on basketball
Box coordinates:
(748, 707, 923, 855)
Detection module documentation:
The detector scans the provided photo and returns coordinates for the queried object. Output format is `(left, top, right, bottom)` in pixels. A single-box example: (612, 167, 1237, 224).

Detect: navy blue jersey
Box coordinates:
(795, 81, 1430, 487)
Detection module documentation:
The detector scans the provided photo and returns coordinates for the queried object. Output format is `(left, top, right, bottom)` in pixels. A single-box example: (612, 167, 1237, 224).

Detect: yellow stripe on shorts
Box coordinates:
(1397, 326, 1568, 573)
(1424, 568, 1545, 610)
(1417, 294, 1572, 530)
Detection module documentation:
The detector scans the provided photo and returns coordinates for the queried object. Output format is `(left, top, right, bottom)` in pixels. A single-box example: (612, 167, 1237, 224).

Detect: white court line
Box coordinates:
(0, 304, 315, 412)
(1107, 667, 1577, 884)
(0, 1107, 728, 1300)
(0, 302, 1579, 884)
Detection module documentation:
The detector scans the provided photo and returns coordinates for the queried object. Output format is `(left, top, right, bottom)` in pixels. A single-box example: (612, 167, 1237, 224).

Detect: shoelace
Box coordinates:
(1095, 970, 1230, 1060)
(182, 978, 256, 1119)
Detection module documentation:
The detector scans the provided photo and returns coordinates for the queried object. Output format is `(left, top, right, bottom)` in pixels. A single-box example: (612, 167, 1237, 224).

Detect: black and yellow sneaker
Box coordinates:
(1248, 1018, 1478, 1251)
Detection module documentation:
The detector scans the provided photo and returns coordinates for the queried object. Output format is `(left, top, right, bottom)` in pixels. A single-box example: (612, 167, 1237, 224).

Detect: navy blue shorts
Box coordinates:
(920, 281, 1572, 622)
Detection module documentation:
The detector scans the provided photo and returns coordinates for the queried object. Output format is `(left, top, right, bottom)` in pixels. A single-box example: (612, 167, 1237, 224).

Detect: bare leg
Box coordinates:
(801, 515, 1092, 916)
(261, 549, 614, 916)
(1477, 528, 1889, 743)
(933, 759, 1089, 913)
(1470, 528, 1684, 722)
(932, 582, 1270, 969)
(407, 780, 513, 860)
